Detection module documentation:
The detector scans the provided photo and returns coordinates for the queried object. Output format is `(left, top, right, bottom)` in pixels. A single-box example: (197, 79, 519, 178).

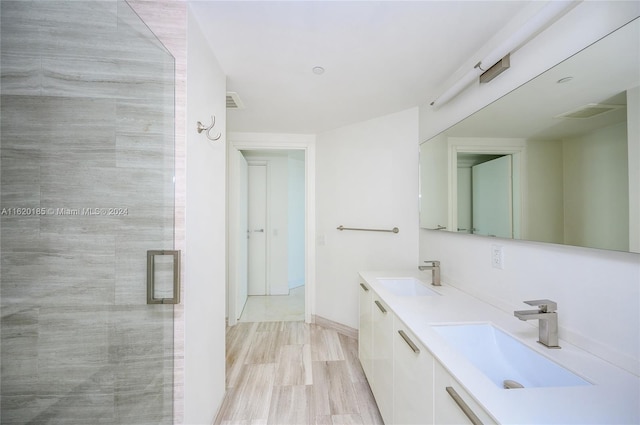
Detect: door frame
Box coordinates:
(448, 137, 527, 240)
(226, 132, 316, 325)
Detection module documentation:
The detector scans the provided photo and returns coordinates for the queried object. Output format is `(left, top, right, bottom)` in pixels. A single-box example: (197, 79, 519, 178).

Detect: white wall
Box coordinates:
(419, 3, 640, 376)
(526, 137, 564, 244)
(316, 108, 420, 329)
(185, 9, 226, 424)
(563, 122, 628, 251)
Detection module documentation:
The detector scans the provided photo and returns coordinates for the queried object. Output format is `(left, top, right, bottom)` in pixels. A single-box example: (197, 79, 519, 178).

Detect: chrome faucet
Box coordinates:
(514, 299, 560, 348)
(418, 260, 440, 286)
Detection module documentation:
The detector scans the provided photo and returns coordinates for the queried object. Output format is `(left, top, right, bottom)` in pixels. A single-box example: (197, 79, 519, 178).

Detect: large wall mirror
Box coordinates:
(420, 17, 639, 253)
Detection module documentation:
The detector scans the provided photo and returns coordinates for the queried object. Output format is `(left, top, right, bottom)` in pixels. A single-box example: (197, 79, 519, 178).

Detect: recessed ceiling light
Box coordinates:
(312, 66, 325, 75)
(556, 76, 573, 84)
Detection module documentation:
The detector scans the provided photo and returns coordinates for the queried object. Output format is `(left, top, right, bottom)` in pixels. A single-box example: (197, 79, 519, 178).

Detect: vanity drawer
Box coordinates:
(434, 361, 496, 425)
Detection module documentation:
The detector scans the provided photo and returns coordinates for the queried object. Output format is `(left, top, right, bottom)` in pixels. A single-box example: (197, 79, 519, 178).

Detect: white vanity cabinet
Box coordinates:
(434, 360, 496, 425)
(393, 319, 435, 424)
(371, 295, 394, 423)
(359, 280, 436, 425)
(358, 281, 373, 379)
(358, 279, 495, 425)
(359, 271, 640, 424)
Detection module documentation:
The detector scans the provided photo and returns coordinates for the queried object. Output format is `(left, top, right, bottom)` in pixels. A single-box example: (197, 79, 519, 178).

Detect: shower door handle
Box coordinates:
(147, 250, 181, 304)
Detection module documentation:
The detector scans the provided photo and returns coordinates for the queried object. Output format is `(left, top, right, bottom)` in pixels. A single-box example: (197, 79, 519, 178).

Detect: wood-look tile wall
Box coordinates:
(1, 1, 185, 423)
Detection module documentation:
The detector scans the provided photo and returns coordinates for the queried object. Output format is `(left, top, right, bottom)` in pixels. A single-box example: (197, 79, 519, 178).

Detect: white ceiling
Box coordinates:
(190, 1, 530, 134)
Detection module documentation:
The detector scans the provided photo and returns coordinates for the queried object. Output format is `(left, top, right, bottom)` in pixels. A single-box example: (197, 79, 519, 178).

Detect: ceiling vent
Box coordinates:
(226, 92, 245, 110)
(555, 103, 623, 119)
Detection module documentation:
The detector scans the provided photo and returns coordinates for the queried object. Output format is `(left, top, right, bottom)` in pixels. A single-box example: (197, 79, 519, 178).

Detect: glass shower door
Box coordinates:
(1, 1, 176, 423)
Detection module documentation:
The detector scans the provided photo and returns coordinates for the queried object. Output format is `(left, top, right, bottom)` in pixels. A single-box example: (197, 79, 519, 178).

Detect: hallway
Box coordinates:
(239, 286, 305, 323)
(216, 321, 383, 424)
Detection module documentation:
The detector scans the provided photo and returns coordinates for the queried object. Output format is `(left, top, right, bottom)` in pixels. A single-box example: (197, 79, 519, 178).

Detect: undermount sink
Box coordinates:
(376, 277, 439, 296)
(432, 323, 591, 389)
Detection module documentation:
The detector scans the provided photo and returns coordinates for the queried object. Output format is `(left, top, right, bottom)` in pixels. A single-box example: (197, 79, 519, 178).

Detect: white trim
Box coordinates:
(227, 132, 316, 324)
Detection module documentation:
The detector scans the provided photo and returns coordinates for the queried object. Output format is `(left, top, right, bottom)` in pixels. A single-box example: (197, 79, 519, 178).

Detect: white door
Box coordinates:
(457, 167, 472, 233)
(472, 155, 513, 238)
(237, 154, 249, 317)
(248, 163, 267, 295)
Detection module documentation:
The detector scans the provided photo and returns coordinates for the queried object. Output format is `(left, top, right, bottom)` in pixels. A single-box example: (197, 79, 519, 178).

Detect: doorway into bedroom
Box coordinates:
(228, 149, 306, 323)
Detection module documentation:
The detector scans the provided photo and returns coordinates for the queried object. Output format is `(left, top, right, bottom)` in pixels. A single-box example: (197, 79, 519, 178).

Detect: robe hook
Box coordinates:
(196, 115, 222, 141)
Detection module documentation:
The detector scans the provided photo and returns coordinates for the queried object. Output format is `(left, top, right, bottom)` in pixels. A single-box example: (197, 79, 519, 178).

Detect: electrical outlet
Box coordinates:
(491, 244, 504, 269)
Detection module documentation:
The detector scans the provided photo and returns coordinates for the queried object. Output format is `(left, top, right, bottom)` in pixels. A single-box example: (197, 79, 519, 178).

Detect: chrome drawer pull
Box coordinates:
(360, 283, 369, 292)
(374, 300, 387, 314)
(398, 330, 420, 354)
(446, 387, 483, 425)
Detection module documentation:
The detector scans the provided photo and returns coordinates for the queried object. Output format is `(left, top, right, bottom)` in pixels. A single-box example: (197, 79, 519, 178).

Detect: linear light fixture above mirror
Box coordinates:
(478, 54, 510, 84)
(430, 0, 578, 108)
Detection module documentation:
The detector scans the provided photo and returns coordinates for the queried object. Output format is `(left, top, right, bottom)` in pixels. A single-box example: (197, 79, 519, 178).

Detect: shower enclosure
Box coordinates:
(1, 1, 176, 423)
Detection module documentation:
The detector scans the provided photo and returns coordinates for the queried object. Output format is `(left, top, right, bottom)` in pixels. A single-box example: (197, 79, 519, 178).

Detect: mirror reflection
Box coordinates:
(420, 18, 639, 253)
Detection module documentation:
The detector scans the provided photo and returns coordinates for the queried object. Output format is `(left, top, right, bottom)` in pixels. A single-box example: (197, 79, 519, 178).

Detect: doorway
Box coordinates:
(243, 150, 305, 321)
(227, 145, 311, 325)
(449, 139, 525, 240)
(457, 154, 514, 237)
(471, 155, 513, 238)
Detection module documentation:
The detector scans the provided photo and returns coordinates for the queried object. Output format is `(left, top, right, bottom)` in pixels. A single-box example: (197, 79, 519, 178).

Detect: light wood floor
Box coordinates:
(215, 321, 384, 425)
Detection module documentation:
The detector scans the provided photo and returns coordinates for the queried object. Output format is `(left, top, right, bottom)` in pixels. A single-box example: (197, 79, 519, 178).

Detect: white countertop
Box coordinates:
(359, 270, 640, 424)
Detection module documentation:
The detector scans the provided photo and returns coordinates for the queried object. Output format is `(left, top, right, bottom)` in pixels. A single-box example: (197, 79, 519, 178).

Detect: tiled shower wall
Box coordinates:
(1, 1, 181, 423)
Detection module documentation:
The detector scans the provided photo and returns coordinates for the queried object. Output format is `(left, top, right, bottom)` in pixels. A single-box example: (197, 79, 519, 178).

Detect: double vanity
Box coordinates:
(358, 270, 640, 424)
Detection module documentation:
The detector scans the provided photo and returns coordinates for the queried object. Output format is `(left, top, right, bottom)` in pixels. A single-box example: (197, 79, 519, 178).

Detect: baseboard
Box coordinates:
(312, 314, 358, 340)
